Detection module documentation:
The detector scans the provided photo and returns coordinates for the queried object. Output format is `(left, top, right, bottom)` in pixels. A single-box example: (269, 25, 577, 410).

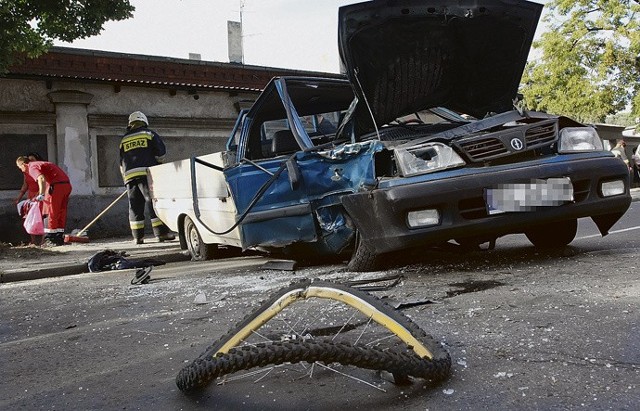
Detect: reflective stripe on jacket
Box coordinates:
(119, 127, 166, 183)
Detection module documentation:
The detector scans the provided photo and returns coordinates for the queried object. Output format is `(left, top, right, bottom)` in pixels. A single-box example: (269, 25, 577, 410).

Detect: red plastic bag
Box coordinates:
(23, 202, 44, 235)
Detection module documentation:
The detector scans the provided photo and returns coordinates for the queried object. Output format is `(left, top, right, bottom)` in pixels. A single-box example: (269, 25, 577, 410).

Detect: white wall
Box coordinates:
(0, 76, 257, 243)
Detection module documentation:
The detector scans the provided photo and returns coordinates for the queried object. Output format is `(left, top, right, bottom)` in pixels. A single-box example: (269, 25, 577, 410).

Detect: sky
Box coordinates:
(53, 0, 547, 74)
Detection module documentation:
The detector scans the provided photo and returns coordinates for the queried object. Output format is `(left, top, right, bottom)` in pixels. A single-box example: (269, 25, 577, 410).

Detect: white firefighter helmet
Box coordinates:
(128, 111, 148, 126)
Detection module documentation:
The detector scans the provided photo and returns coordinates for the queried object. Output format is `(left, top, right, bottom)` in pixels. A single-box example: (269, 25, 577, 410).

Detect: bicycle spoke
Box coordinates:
(331, 311, 358, 341)
(314, 362, 387, 393)
(217, 367, 275, 385)
(354, 316, 374, 346)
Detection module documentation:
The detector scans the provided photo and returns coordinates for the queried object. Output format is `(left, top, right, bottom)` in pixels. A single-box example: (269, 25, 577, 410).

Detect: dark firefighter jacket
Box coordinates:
(119, 126, 166, 183)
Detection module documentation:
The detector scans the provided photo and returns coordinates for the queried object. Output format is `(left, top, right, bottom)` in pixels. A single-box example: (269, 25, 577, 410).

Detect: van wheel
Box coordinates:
(184, 216, 217, 261)
(525, 219, 577, 248)
(347, 231, 379, 272)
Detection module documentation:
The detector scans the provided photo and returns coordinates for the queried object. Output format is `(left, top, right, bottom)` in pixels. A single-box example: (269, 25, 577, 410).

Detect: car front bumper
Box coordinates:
(341, 154, 631, 254)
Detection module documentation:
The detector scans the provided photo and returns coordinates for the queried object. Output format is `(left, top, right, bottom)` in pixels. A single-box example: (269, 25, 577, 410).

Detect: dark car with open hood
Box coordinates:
(149, 0, 631, 271)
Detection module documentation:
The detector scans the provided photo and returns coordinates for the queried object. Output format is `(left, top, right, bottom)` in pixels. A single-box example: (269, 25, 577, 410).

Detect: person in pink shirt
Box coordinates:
(14, 152, 44, 204)
(14, 153, 48, 245)
(16, 156, 72, 246)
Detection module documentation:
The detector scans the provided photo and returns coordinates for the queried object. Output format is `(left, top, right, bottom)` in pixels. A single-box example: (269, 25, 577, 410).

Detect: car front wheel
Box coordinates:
(347, 231, 379, 272)
(184, 216, 217, 261)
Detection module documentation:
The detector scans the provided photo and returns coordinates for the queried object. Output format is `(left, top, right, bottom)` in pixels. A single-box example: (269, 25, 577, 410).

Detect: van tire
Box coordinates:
(184, 216, 217, 261)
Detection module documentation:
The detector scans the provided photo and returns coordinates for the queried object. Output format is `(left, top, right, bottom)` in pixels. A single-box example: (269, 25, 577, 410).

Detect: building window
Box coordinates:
(97, 135, 229, 187)
(0, 134, 48, 190)
(97, 135, 123, 187)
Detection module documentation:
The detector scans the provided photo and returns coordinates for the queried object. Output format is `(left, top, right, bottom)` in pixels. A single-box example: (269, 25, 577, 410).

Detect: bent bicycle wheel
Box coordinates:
(176, 279, 451, 392)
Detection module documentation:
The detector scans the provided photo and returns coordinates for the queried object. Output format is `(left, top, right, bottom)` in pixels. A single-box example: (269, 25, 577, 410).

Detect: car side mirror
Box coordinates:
(286, 157, 302, 190)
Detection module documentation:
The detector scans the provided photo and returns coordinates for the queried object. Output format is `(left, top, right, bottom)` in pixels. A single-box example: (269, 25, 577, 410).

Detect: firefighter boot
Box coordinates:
(153, 223, 175, 242)
(156, 230, 175, 242)
(132, 228, 144, 245)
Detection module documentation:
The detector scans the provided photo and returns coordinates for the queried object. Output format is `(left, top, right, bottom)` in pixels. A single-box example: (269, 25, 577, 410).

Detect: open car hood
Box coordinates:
(338, 0, 543, 129)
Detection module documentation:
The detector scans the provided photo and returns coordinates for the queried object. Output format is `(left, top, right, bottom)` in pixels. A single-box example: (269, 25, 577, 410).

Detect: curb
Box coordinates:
(0, 251, 191, 284)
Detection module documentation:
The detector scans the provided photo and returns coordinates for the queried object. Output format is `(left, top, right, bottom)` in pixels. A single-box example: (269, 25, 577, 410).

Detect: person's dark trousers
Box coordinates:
(126, 177, 171, 241)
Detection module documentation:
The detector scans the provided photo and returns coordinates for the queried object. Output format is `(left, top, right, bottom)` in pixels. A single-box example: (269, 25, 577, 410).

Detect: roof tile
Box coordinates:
(7, 47, 341, 92)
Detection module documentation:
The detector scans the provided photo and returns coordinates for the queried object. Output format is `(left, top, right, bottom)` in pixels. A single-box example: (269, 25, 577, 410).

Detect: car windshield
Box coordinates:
(389, 108, 475, 126)
(352, 107, 474, 143)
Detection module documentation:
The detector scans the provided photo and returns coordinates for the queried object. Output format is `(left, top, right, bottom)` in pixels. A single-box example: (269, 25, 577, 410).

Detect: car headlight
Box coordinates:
(395, 143, 465, 177)
(558, 127, 603, 153)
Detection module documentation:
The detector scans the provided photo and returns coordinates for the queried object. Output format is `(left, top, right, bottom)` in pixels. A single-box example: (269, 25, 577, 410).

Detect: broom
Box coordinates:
(64, 191, 127, 243)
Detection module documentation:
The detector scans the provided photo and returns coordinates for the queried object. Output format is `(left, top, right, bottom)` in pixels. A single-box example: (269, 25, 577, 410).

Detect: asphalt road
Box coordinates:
(1, 204, 638, 410)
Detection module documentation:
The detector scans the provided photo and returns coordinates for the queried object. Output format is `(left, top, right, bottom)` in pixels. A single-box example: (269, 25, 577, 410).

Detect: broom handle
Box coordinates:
(78, 191, 128, 234)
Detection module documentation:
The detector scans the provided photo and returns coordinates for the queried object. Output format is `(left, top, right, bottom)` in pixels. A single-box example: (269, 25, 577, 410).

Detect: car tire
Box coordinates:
(184, 216, 217, 261)
(525, 219, 577, 248)
(347, 231, 379, 272)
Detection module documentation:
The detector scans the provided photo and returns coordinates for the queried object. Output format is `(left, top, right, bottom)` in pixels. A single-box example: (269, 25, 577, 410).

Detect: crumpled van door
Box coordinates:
(224, 152, 317, 249)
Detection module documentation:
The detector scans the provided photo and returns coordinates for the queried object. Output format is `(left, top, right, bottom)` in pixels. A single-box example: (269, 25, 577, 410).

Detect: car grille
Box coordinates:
(458, 137, 508, 160)
(525, 122, 556, 145)
(455, 120, 558, 163)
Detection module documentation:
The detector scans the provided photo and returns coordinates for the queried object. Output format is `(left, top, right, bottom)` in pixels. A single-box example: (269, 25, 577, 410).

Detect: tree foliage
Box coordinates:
(0, 0, 134, 74)
(521, 0, 640, 124)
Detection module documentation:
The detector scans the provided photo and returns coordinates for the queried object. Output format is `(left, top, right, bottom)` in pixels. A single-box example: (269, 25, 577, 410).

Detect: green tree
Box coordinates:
(521, 0, 640, 124)
(0, 0, 135, 74)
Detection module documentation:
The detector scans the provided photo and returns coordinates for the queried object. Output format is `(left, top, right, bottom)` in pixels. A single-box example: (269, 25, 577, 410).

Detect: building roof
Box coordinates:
(6, 47, 343, 92)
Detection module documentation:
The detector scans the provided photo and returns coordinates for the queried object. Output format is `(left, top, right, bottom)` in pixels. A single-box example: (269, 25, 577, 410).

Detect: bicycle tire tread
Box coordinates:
(177, 339, 450, 392)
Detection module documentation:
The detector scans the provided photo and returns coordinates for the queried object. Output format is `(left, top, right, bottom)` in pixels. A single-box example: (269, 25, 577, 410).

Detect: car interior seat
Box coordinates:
(271, 129, 299, 156)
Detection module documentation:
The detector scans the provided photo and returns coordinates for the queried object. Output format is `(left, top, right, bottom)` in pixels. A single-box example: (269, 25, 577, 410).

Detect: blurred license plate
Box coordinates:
(485, 177, 574, 215)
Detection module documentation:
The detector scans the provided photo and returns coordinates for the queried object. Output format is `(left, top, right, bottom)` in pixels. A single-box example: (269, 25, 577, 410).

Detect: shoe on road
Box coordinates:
(131, 266, 152, 285)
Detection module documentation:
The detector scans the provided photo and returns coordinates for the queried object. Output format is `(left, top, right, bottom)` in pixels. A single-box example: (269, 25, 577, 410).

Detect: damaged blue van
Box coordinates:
(149, 0, 631, 271)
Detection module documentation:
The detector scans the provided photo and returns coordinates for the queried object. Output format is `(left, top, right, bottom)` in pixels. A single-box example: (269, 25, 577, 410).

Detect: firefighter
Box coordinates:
(119, 111, 175, 244)
(15, 156, 72, 246)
